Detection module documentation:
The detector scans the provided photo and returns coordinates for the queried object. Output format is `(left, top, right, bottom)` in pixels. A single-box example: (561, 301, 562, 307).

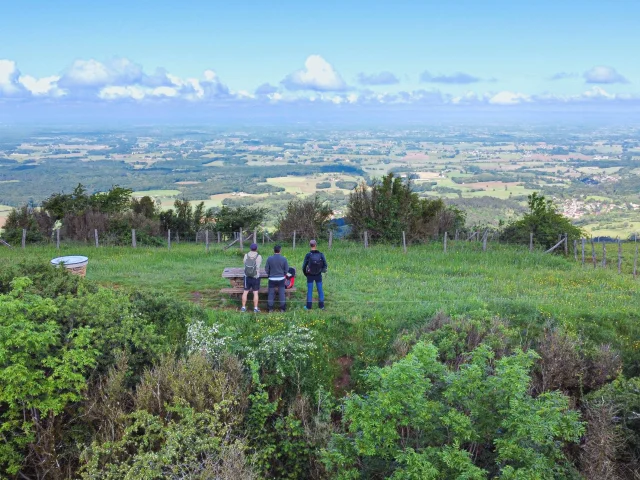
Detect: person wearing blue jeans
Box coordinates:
(302, 239, 327, 310)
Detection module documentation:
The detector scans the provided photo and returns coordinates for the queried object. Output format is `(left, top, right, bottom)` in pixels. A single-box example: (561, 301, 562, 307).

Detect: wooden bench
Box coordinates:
(221, 267, 297, 296)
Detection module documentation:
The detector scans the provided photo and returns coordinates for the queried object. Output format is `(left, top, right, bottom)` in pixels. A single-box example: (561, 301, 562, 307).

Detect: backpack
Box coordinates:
(306, 251, 324, 276)
(244, 253, 258, 277)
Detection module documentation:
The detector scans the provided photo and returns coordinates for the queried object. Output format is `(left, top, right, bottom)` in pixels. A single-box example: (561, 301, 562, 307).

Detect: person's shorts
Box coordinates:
(244, 277, 261, 292)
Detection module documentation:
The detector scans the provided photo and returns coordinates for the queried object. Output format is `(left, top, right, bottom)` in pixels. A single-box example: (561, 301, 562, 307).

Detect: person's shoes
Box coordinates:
(254, 307, 261, 313)
(240, 307, 246, 312)
(303, 305, 309, 310)
(319, 307, 325, 310)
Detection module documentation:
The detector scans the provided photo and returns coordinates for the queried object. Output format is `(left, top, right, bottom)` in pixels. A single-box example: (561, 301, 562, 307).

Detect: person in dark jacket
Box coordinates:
(302, 239, 327, 310)
(265, 244, 289, 312)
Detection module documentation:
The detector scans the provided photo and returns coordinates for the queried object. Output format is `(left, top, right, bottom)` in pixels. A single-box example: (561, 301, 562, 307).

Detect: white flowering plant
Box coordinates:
(186, 319, 228, 361)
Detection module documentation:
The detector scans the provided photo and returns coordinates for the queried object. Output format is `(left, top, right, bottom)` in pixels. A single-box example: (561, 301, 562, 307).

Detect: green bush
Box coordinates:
(500, 192, 584, 249)
(323, 342, 584, 479)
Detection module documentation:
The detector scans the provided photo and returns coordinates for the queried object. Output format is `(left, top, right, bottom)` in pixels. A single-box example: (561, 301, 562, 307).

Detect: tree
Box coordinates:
(276, 195, 333, 240)
(346, 173, 464, 243)
(214, 205, 268, 234)
(500, 193, 584, 249)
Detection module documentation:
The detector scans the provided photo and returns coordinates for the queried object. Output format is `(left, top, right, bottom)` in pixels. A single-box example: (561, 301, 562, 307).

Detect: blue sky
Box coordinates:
(1, 0, 639, 121)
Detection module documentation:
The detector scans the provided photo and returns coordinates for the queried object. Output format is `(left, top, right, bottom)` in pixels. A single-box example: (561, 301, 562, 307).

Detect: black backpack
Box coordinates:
(306, 251, 323, 276)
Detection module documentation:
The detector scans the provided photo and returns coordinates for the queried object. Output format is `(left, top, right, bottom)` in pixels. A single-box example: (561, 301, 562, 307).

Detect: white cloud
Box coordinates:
(281, 55, 347, 91)
(20, 75, 63, 96)
(583, 66, 628, 84)
(0, 60, 26, 96)
(489, 91, 531, 105)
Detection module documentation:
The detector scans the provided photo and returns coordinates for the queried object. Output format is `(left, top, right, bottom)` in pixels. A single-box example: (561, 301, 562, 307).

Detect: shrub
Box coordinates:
(213, 205, 268, 234)
(500, 192, 584, 249)
(276, 195, 333, 240)
(316, 181, 331, 189)
(323, 342, 585, 479)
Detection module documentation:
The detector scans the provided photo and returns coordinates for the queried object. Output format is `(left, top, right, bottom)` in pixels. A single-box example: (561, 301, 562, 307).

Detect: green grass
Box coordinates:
(3, 241, 638, 362)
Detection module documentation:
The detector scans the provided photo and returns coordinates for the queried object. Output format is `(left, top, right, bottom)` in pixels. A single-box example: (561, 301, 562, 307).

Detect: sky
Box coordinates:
(1, 0, 640, 123)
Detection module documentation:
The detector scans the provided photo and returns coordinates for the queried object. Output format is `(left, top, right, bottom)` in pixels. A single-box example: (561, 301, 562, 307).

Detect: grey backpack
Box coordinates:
(244, 254, 258, 277)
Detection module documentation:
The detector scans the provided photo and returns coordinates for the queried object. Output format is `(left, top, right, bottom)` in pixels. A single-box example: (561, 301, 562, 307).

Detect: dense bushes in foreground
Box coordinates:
(1, 263, 639, 478)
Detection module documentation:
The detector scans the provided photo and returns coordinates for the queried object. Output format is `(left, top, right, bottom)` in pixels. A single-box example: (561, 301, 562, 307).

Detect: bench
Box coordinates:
(221, 267, 297, 296)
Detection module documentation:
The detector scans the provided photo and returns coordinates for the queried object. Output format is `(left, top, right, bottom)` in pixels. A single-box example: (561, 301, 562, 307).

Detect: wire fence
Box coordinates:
(4, 226, 639, 279)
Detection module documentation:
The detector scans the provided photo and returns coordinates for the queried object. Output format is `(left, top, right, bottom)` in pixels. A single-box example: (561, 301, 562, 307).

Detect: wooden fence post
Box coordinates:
(529, 232, 533, 252)
(573, 239, 577, 261)
(402, 231, 407, 254)
(262, 230, 265, 245)
(581, 238, 585, 266)
(217, 231, 221, 244)
(167, 230, 171, 249)
(293, 230, 296, 249)
(482, 231, 487, 252)
(454, 230, 459, 241)
(444, 231, 448, 253)
(239, 228, 244, 251)
(328, 230, 333, 250)
(56, 229, 60, 250)
(564, 233, 568, 255)
(602, 242, 607, 268)
(364, 230, 369, 248)
(618, 239, 622, 274)
(591, 239, 596, 268)
(205, 230, 209, 253)
(94, 229, 99, 248)
(132, 229, 137, 248)
(253, 228, 257, 244)
(21, 229, 26, 249)
(634, 235, 638, 279)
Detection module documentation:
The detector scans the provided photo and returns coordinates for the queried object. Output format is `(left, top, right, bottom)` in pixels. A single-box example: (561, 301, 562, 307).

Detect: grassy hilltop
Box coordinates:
(2, 240, 638, 368)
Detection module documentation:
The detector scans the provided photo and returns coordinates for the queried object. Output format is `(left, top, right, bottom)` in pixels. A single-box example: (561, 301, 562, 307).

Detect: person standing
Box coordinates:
(302, 239, 327, 310)
(241, 243, 262, 313)
(265, 244, 289, 312)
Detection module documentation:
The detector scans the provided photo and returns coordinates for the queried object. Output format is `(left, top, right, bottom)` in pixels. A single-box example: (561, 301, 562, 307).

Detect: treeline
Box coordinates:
(2, 175, 587, 250)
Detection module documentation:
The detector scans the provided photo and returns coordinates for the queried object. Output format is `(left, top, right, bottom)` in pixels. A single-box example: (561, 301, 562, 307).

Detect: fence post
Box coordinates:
(205, 230, 209, 253)
(56, 229, 60, 250)
(94, 229, 99, 248)
(21, 229, 26, 249)
(482, 231, 487, 252)
(292, 230, 296, 249)
(168, 229, 171, 250)
(454, 230, 459, 241)
(564, 233, 568, 255)
(364, 230, 368, 248)
(573, 240, 577, 261)
(618, 239, 622, 274)
(581, 238, 585, 266)
(602, 242, 606, 268)
(444, 231, 448, 253)
(253, 228, 257, 244)
(132, 229, 137, 248)
(217, 231, 221, 244)
(591, 238, 596, 268)
(529, 232, 533, 252)
(262, 229, 265, 245)
(402, 231, 407, 254)
(634, 235, 638, 279)
(328, 230, 333, 250)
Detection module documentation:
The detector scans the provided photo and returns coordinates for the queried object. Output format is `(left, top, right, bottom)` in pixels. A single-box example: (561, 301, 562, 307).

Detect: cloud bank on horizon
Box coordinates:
(0, 55, 638, 114)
